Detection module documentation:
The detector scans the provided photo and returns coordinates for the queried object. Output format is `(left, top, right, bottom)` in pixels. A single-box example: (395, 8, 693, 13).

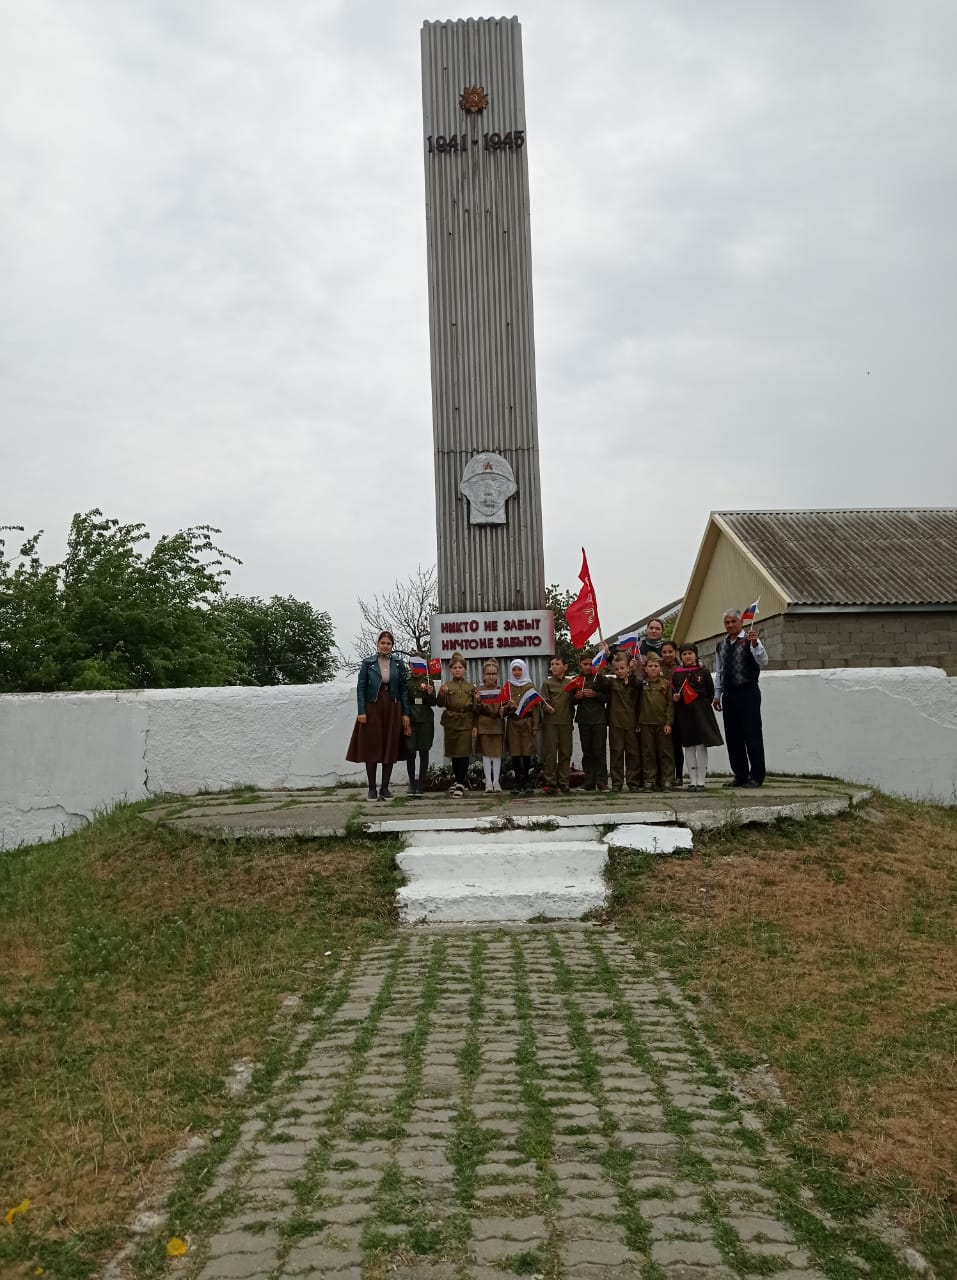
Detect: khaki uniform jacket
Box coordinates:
(541, 675, 574, 726)
(439, 680, 477, 756)
(607, 675, 639, 730)
(574, 673, 610, 726)
(474, 690, 506, 745)
(406, 674, 438, 750)
(504, 681, 541, 754)
(639, 677, 674, 727)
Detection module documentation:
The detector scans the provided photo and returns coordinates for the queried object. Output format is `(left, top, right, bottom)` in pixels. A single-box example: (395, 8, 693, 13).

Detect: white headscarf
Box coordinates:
(508, 658, 531, 686)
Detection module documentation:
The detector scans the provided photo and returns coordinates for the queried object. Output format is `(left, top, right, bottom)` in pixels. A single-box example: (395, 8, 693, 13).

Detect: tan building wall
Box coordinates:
(676, 526, 787, 647)
(694, 611, 957, 676)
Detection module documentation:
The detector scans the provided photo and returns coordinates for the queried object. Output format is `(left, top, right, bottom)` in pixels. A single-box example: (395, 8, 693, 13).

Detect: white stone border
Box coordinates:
(1, 667, 955, 850)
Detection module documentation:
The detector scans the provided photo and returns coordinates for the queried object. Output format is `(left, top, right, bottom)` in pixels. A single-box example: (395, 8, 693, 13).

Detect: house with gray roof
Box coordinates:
(674, 509, 957, 674)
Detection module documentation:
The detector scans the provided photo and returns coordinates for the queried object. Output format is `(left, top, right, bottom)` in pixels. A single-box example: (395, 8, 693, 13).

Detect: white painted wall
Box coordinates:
(0, 678, 364, 850)
(707, 667, 957, 804)
(1, 667, 955, 850)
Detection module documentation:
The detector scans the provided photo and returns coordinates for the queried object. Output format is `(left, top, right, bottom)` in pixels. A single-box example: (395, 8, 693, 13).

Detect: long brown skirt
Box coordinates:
(346, 688, 404, 765)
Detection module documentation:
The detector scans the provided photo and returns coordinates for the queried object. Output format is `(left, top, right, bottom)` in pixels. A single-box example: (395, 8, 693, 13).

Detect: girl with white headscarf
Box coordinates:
(504, 658, 541, 794)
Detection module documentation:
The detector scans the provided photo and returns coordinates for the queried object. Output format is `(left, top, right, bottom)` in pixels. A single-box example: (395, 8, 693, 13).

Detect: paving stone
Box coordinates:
(563, 1266, 641, 1279)
(319, 1202, 369, 1225)
(477, 1161, 538, 1178)
(560, 1216, 629, 1243)
(658, 1268, 736, 1280)
(472, 1235, 544, 1262)
(648, 1218, 714, 1241)
(207, 1229, 279, 1255)
(173, 925, 913, 1280)
(564, 1239, 636, 1266)
(555, 1195, 621, 1219)
(617, 1129, 677, 1148)
(199, 1254, 280, 1280)
(638, 1197, 703, 1218)
(472, 1214, 547, 1241)
(713, 1179, 776, 1198)
(652, 1239, 727, 1267)
(388, 1266, 458, 1280)
(552, 1160, 606, 1178)
(473, 1183, 539, 1203)
(732, 1214, 797, 1243)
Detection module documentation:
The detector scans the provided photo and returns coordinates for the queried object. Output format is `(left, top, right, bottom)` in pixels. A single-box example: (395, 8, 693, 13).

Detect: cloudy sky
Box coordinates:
(3, 0, 956, 652)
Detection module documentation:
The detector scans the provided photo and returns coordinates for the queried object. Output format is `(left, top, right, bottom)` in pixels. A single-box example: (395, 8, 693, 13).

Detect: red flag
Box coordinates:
(563, 675, 585, 693)
(681, 679, 699, 705)
(566, 547, 601, 648)
(428, 657, 442, 676)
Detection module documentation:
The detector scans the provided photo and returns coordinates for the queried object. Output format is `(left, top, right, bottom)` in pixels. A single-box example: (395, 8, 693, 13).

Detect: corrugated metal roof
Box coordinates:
(716, 509, 957, 607)
(609, 599, 684, 641)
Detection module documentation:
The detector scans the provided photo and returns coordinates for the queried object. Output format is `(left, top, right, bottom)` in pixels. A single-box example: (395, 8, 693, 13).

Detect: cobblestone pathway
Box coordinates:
(189, 927, 893, 1280)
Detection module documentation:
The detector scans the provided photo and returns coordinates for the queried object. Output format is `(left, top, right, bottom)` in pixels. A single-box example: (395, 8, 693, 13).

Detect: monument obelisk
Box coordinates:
(421, 18, 551, 680)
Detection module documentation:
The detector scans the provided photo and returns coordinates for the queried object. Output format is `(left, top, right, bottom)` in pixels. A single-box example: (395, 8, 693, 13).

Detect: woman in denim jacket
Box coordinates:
(346, 630, 411, 800)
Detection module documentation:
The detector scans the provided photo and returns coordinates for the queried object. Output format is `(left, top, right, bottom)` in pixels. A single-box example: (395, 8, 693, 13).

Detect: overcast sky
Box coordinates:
(3, 1, 956, 652)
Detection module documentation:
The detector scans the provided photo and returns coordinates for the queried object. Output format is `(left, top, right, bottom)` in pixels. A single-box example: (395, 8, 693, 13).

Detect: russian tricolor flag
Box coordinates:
(591, 649, 608, 673)
(409, 657, 428, 677)
(616, 632, 639, 655)
(514, 687, 543, 719)
(741, 599, 760, 628)
(479, 685, 509, 704)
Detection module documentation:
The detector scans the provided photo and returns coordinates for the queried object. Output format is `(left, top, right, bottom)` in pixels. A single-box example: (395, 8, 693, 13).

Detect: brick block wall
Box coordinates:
(690, 611, 957, 675)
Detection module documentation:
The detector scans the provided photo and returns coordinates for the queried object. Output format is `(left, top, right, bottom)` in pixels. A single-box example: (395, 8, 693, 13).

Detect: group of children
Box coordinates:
(404, 618, 723, 796)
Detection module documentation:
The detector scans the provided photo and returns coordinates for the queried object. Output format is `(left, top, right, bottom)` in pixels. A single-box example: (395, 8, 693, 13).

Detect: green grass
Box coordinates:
(0, 803, 400, 1280)
(605, 793, 957, 1278)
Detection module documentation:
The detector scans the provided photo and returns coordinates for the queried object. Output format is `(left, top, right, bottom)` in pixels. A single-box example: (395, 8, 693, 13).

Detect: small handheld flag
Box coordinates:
(616, 632, 639, 655)
(591, 649, 608, 673)
(513, 687, 543, 719)
(479, 685, 509, 705)
(681, 679, 699, 705)
(409, 657, 428, 678)
(563, 675, 585, 693)
(741, 598, 760, 628)
(428, 657, 442, 676)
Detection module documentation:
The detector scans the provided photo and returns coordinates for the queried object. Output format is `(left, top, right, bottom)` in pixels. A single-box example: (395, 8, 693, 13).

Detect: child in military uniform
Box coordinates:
(574, 654, 610, 791)
(474, 658, 506, 792)
(659, 639, 683, 786)
(540, 655, 574, 794)
(639, 653, 675, 790)
(438, 652, 477, 798)
(504, 658, 541, 794)
(608, 654, 642, 791)
(405, 658, 438, 797)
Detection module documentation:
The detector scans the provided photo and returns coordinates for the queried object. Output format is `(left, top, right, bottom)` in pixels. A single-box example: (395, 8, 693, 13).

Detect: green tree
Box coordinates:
(0, 510, 240, 691)
(546, 582, 587, 667)
(214, 595, 335, 685)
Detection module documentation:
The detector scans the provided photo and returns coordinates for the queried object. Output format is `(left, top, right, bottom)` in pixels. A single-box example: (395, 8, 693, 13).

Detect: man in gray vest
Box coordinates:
(712, 609, 769, 787)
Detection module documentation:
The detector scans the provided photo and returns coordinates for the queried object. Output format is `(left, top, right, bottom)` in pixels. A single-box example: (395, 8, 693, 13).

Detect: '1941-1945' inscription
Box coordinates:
(426, 130, 526, 154)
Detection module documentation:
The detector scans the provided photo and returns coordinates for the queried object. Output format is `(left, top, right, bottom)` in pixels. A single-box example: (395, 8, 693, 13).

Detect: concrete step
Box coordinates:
(397, 840, 607, 924)
(370, 809, 674, 836)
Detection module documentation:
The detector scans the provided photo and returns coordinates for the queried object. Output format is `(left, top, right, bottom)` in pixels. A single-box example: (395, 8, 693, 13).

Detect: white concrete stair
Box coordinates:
(397, 839, 608, 924)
